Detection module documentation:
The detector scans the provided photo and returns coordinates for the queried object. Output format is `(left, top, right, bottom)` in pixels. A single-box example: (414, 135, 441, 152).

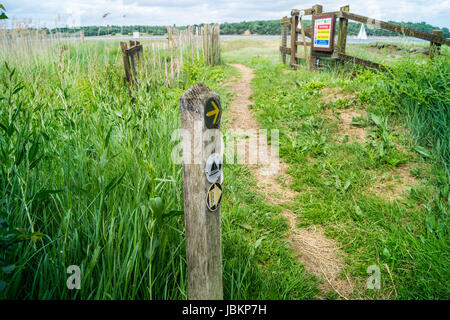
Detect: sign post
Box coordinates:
(179, 83, 223, 300)
(311, 13, 336, 52)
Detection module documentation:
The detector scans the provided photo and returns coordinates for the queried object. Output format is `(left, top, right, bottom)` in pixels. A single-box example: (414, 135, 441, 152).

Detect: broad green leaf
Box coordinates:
(414, 146, 431, 158)
(30, 232, 44, 243)
(351, 117, 362, 126)
(254, 236, 266, 249)
(354, 204, 363, 217)
(150, 197, 164, 221)
(34, 189, 63, 202)
(104, 170, 126, 195)
(162, 210, 184, 219)
(383, 247, 391, 259)
(370, 113, 382, 127)
(343, 180, 351, 191)
(12, 85, 24, 95)
(145, 236, 160, 261)
(1, 264, 15, 274)
(104, 125, 113, 148)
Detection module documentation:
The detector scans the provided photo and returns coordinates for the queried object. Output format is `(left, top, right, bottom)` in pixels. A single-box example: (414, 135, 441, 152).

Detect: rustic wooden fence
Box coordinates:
(120, 40, 143, 88)
(280, 4, 450, 71)
(120, 24, 221, 91)
(167, 24, 221, 66)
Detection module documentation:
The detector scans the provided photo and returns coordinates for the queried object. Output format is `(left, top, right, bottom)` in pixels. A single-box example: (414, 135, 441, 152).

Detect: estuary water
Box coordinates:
(85, 35, 427, 44)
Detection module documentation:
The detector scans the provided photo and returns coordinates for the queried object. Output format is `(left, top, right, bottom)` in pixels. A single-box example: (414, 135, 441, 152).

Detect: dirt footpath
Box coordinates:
(225, 63, 354, 299)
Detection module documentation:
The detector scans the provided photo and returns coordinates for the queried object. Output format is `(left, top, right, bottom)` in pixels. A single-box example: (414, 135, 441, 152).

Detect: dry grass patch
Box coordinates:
(368, 165, 421, 201)
(281, 211, 354, 299)
(321, 87, 357, 103)
(324, 107, 368, 143)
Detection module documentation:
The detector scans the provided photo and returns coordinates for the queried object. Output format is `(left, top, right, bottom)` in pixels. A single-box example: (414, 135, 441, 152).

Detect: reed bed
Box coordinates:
(0, 19, 83, 64)
(130, 24, 221, 88)
(0, 19, 226, 299)
(0, 17, 276, 300)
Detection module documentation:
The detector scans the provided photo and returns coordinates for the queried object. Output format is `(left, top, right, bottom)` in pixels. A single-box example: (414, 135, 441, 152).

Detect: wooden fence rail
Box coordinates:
(280, 3, 448, 71)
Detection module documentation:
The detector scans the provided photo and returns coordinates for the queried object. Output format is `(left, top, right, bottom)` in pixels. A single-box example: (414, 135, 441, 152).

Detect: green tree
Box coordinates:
(0, 4, 7, 20)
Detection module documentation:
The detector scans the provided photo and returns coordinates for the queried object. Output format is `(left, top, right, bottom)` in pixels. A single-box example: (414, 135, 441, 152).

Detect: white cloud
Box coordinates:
(2, 0, 450, 28)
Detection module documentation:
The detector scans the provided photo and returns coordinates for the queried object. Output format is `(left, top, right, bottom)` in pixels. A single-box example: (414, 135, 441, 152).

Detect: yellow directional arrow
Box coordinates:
(207, 100, 220, 125)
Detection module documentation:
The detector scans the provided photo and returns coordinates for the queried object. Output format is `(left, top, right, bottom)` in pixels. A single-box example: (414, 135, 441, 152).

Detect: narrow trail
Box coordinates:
(225, 63, 354, 299)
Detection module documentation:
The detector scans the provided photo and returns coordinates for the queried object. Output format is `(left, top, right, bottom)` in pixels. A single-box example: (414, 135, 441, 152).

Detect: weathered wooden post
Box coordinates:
(281, 16, 289, 65)
(430, 29, 443, 59)
(120, 42, 132, 83)
(290, 12, 299, 68)
(120, 41, 143, 91)
(299, 14, 310, 69)
(180, 83, 223, 300)
(310, 4, 323, 71)
(313, 4, 323, 14)
(337, 5, 350, 55)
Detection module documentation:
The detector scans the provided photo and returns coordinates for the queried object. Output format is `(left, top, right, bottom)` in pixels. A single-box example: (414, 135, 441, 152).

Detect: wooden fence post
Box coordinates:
(312, 4, 323, 15)
(430, 29, 443, 59)
(120, 42, 131, 83)
(290, 13, 299, 68)
(281, 16, 288, 64)
(310, 4, 323, 71)
(299, 16, 310, 69)
(180, 83, 223, 300)
(337, 5, 349, 54)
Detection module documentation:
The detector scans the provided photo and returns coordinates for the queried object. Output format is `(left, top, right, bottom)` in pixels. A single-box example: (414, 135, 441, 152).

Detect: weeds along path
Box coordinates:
(225, 63, 353, 299)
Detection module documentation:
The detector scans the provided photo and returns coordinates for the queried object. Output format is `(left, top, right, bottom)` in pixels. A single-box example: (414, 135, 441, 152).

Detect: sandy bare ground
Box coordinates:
(321, 88, 420, 200)
(226, 63, 354, 299)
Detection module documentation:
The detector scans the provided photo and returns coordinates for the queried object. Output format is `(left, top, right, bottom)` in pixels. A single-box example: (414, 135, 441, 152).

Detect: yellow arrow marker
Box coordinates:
(207, 100, 220, 125)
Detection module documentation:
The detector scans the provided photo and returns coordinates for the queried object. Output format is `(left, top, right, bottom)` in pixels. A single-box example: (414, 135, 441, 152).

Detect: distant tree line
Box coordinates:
(41, 20, 449, 38)
(348, 21, 450, 38)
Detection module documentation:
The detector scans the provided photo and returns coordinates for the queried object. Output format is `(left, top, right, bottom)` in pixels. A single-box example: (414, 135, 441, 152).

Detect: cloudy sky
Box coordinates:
(3, 0, 450, 28)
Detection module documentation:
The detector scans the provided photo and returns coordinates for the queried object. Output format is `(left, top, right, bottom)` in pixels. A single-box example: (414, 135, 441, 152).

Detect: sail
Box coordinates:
(357, 23, 368, 40)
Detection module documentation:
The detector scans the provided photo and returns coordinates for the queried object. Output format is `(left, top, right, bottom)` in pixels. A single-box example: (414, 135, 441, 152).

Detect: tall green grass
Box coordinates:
(0, 41, 190, 299)
(242, 51, 449, 299)
(0, 39, 237, 299)
(356, 56, 449, 198)
(1, 40, 319, 300)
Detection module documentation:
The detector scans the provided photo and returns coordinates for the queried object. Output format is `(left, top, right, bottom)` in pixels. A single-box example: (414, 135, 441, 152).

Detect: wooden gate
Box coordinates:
(280, 4, 449, 71)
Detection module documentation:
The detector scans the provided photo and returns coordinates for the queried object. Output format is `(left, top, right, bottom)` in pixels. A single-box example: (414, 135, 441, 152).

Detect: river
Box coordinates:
(85, 35, 427, 44)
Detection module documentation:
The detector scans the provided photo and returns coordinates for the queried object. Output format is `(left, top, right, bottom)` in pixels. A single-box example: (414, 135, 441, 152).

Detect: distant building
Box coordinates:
(133, 31, 140, 38)
(243, 29, 251, 36)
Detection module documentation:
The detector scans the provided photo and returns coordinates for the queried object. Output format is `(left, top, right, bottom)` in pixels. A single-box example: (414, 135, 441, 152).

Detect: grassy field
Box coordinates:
(0, 39, 321, 299)
(0, 36, 448, 299)
(222, 38, 449, 299)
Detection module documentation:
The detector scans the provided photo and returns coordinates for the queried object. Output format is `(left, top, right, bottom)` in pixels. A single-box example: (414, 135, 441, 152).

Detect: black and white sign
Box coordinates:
(205, 153, 223, 183)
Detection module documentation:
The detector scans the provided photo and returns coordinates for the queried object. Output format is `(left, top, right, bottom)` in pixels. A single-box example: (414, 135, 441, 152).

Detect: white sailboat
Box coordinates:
(357, 23, 368, 40)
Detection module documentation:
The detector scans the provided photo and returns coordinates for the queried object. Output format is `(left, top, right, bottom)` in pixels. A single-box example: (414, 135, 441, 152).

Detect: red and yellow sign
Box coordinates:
(312, 14, 336, 52)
